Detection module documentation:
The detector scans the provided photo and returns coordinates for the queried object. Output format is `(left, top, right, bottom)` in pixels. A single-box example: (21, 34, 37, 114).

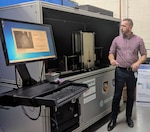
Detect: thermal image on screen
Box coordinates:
(0, 19, 57, 65)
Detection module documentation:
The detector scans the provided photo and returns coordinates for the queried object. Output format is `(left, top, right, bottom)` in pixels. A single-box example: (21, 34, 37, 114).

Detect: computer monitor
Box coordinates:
(0, 18, 57, 65)
(0, 18, 57, 86)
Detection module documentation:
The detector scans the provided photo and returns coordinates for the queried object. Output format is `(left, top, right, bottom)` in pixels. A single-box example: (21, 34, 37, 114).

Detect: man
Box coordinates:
(107, 18, 147, 131)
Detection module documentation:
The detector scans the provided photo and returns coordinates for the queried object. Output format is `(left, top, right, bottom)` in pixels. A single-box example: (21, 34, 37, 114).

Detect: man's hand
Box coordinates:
(131, 62, 140, 72)
(110, 60, 119, 66)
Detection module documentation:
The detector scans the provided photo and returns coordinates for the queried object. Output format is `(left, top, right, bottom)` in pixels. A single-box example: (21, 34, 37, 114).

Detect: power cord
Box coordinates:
(39, 61, 45, 83)
(21, 106, 41, 120)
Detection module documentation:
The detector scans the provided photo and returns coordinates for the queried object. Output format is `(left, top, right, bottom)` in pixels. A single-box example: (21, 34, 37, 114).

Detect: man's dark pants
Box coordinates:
(111, 67, 136, 120)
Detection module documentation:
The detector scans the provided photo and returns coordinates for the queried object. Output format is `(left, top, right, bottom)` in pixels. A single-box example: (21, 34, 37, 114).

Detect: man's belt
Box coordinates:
(117, 67, 132, 71)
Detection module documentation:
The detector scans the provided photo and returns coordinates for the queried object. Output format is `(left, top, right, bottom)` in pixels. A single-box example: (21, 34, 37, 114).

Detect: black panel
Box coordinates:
(42, 7, 120, 72)
(50, 100, 80, 132)
(86, 20, 119, 66)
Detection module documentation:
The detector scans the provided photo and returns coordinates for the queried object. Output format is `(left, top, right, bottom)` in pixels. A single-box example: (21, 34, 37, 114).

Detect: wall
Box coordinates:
(73, 0, 120, 18)
(73, 0, 150, 57)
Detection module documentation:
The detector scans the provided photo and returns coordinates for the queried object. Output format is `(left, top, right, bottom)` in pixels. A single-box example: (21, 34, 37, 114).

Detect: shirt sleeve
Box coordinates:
(109, 37, 117, 55)
(139, 38, 147, 56)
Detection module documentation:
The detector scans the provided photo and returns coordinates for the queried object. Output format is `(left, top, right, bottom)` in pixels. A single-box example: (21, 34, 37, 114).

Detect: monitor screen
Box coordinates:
(0, 18, 57, 66)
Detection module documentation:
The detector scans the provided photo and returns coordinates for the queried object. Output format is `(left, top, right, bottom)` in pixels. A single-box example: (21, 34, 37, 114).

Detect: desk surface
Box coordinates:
(0, 81, 88, 107)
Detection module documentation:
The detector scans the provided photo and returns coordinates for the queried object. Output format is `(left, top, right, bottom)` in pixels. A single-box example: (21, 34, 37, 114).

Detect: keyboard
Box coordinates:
(35, 84, 88, 107)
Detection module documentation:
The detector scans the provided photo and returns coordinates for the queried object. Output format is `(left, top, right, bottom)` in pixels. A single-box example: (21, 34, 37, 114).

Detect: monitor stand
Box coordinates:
(15, 64, 37, 87)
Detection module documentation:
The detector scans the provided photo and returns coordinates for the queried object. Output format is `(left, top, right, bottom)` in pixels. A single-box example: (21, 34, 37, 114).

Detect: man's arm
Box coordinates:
(131, 54, 147, 71)
(108, 53, 119, 66)
(138, 54, 147, 64)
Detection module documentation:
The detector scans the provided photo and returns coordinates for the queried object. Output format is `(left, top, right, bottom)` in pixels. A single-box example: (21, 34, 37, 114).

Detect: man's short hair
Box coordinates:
(123, 18, 133, 27)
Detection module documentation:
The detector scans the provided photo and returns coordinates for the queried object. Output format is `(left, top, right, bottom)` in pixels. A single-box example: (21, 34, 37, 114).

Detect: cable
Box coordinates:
(40, 61, 45, 83)
(15, 65, 20, 89)
(21, 106, 41, 120)
(50, 117, 59, 130)
(0, 81, 17, 86)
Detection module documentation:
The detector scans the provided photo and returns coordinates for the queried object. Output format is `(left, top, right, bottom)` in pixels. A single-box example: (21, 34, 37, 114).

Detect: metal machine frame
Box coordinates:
(0, 1, 119, 132)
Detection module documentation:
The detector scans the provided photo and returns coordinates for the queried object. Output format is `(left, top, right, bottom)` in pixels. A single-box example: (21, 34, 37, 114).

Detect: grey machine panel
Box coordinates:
(66, 67, 115, 132)
(0, 2, 49, 132)
(0, 104, 50, 132)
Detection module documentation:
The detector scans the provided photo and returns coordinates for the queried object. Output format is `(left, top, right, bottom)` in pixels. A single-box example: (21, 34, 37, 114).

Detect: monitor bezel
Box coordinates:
(0, 18, 57, 66)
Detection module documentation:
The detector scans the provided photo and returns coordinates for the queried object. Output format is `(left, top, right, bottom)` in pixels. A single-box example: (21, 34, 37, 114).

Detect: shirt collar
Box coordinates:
(122, 32, 134, 39)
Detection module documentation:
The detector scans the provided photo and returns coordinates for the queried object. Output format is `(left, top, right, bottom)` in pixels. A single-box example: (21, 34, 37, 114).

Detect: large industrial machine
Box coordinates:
(0, 1, 120, 132)
(0, 18, 88, 132)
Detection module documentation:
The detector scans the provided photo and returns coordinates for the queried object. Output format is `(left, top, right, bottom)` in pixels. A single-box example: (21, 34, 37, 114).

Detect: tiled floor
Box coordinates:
(84, 103, 150, 132)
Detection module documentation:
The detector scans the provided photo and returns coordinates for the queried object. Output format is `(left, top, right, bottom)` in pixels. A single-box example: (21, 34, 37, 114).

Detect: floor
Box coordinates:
(83, 102, 150, 132)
